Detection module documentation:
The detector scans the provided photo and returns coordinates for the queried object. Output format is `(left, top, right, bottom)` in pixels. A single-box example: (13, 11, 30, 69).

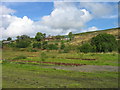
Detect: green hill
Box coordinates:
(68, 27, 119, 45)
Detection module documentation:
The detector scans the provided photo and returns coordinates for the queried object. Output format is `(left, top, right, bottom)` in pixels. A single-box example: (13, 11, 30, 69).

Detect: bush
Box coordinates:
(33, 42, 41, 48)
(63, 47, 70, 53)
(40, 52, 47, 61)
(16, 40, 31, 48)
(27, 48, 38, 52)
(8, 43, 16, 48)
(60, 41, 65, 49)
(91, 33, 117, 52)
(78, 43, 93, 53)
(13, 55, 27, 60)
(47, 44, 58, 50)
(42, 41, 48, 49)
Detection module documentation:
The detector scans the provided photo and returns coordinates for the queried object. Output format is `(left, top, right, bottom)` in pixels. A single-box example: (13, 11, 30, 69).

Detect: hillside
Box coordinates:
(69, 28, 119, 45)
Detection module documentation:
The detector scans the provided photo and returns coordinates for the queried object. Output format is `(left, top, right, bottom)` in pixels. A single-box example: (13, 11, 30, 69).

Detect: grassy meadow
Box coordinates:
(2, 48, 119, 88)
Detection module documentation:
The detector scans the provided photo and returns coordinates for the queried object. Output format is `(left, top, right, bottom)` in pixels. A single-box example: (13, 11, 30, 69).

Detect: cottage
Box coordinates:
(2, 41, 11, 44)
(44, 36, 55, 41)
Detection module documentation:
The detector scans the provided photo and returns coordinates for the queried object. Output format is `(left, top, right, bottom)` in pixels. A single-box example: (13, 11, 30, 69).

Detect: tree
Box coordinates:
(16, 40, 31, 48)
(7, 37, 12, 41)
(35, 32, 45, 41)
(16, 35, 31, 48)
(16, 35, 30, 40)
(91, 33, 117, 52)
(68, 32, 74, 41)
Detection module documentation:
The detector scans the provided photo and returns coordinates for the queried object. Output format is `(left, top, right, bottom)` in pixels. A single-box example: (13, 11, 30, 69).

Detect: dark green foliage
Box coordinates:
(0, 41, 2, 48)
(60, 41, 65, 49)
(16, 40, 31, 48)
(7, 37, 12, 41)
(63, 46, 70, 53)
(47, 44, 58, 50)
(118, 40, 120, 53)
(13, 55, 27, 60)
(8, 43, 16, 48)
(68, 32, 74, 41)
(35, 32, 45, 41)
(79, 43, 93, 53)
(40, 52, 47, 61)
(91, 33, 117, 52)
(42, 41, 48, 49)
(17, 35, 30, 40)
(33, 42, 41, 48)
(16, 35, 31, 48)
(27, 48, 38, 52)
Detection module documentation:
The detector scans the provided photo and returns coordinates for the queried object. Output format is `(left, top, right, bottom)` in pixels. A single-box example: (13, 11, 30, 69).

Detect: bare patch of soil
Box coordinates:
(44, 65, 118, 72)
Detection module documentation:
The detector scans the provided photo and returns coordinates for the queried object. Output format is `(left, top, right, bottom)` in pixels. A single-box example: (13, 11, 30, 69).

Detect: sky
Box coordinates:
(0, 1, 118, 39)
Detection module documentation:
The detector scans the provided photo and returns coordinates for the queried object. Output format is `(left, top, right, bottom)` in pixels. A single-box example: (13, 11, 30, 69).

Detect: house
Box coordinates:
(63, 36, 70, 40)
(44, 36, 55, 41)
(2, 41, 11, 44)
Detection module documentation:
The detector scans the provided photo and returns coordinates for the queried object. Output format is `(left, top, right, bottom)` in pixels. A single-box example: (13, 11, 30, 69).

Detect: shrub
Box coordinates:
(8, 43, 16, 48)
(42, 41, 48, 49)
(30, 49, 37, 52)
(13, 55, 27, 60)
(60, 41, 65, 49)
(27, 48, 38, 52)
(40, 52, 47, 61)
(91, 33, 117, 52)
(78, 43, 93, 53)
(47, 44, 58, 50)
(63, 47, 70, 53)
(16, 40, 31, 48)
(33, 42, 41, 48)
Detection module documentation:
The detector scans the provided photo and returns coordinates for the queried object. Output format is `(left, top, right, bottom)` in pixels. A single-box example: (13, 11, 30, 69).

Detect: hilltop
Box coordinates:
(68, 28, 119, 45)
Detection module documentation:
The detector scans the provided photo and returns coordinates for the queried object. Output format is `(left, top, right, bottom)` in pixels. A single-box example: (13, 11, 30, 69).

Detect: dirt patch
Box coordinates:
(10, 60, 86, 66)
(43, 65, 118, 72)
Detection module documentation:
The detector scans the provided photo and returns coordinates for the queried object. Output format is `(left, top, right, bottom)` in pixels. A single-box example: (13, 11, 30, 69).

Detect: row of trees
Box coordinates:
(6, 31, 74, 42)
(4, 32, 119, 53)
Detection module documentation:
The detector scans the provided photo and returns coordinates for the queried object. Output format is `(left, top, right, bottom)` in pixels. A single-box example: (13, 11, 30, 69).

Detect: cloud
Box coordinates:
(0, 5, 15, 15)
(80, 2, 117, 18)
(86, 26, 98, 32)
(1, 2, 93, 38)
(41, 2, 92, 30)
(0, 2, 117, 39)
(2, 16, 36, 38)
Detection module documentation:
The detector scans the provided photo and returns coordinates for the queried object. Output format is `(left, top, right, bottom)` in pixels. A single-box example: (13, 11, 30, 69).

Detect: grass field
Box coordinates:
(2, 48, 119, 88)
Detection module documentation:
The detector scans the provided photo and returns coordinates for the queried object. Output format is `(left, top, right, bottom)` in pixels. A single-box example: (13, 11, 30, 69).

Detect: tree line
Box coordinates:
(3, 32, 119, 53)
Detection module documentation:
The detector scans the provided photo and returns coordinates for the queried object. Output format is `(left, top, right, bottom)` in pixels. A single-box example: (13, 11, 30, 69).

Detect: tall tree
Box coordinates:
(35, 32, 45, 41)
(68, 32, 74, 41)
(16, 35, 30, 40)
(7, 37, 12, 41)
(16, 35, 31, 48)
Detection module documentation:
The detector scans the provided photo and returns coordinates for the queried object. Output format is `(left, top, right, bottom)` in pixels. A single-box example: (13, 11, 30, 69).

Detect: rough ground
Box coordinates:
(42, 65, 118, 72)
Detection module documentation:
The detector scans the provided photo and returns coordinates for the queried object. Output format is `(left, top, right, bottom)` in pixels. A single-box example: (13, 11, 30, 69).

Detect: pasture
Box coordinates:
(2, 48, 119, 88)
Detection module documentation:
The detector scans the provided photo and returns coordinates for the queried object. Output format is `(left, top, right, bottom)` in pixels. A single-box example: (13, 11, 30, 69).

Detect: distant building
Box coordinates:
(44, 36, 55, 41)
(2, 41, 11, 44)
(63, 36, 70, 40)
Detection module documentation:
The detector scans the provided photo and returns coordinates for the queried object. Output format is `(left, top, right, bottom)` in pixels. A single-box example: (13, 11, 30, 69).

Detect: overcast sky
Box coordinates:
(0, 1, 118, 39)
